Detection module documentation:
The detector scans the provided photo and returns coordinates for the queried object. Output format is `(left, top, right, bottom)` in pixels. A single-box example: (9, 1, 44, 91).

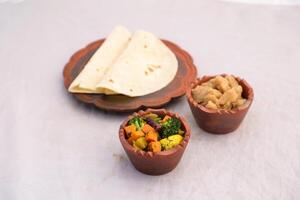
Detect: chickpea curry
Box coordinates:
(191, 75, 246, 110)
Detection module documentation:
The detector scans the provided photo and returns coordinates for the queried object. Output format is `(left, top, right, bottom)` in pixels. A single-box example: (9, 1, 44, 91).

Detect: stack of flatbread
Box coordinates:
(68, 26, 178, 97)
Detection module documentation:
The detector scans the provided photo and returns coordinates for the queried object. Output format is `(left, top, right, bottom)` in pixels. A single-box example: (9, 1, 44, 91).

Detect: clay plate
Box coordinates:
(63, 39, 197, 112)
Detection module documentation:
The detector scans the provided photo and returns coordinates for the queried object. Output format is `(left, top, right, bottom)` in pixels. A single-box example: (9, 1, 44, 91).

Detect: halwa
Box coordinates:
(191, 75, 246, 110)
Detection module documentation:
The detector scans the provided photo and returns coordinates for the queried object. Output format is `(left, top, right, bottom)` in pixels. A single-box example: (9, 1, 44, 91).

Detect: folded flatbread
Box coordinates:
(96, 30, 178, 97)
(68, 27, 178, 97)
(68, 26, 131, 93)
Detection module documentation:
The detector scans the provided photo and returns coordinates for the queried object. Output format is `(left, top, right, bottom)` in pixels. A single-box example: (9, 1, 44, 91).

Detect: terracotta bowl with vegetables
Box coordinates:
(186, 74, 254, 134)
(119, 108, 191, 175)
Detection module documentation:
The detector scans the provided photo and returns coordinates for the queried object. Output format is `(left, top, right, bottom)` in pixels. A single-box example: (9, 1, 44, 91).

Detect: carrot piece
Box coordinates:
(142, 124, 155, 134)
(148, 141, 161, 153)
(131, 130, 145, 141)
(127, 137, 134, 145)
(124, 124, 136, 137)
(162, 115, 171, 122)
(145, 131, 158, 142)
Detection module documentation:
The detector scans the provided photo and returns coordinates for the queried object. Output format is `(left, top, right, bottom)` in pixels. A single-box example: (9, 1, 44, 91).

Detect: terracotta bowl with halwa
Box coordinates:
(119, 108, 191, 175)
(186, 74, 254, 134)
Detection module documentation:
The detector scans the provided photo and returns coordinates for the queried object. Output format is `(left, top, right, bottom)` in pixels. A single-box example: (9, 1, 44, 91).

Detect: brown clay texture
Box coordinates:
(186, 74, 254, 134)
(119, 108, 191, 175)
(63, 39, 197, 112)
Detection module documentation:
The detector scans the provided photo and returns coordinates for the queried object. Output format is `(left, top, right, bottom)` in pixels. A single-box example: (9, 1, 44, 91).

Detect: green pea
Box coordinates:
(178, 129, 185, 135)
(144, 113, 159, 119)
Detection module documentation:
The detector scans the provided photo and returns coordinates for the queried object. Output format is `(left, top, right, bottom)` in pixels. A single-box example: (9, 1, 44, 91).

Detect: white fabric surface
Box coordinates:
(0, 0, 300, 199)
(223, 0, 300, 5)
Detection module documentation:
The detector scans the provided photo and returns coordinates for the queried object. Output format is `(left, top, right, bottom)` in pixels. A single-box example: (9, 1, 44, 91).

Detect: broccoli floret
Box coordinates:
(160, 117, 181, 138)
(128, 117, 145, 130)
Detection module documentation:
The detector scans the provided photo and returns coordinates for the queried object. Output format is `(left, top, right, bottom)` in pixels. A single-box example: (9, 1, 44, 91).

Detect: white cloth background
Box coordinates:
(0, 0, 300, 200)
(223, 0, 300, 5)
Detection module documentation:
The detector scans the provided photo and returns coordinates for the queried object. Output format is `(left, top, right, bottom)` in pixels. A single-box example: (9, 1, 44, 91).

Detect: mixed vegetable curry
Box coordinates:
(124, 113, 185, 152)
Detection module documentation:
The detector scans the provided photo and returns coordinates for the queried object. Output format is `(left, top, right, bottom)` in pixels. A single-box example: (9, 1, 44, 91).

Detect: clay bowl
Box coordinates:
(119, 108, 191, 175)
(186, 74, 254, 134)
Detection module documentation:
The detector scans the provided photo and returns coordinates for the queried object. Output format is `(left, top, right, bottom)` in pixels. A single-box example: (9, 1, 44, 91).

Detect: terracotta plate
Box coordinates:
(63, 39, 197, 112)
